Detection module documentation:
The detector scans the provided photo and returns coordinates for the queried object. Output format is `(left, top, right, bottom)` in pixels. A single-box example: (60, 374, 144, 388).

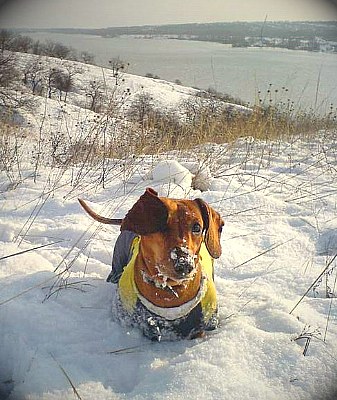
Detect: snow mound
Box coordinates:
(150, 160, 193, 195)
(181, 161, 215, 191)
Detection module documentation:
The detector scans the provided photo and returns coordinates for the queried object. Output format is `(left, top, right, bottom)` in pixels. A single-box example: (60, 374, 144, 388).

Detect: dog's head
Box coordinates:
(122, 188, 224, 282)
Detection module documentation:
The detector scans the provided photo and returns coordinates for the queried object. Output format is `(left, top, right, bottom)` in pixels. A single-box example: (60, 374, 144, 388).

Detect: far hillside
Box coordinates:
(18, 20, 337, 52)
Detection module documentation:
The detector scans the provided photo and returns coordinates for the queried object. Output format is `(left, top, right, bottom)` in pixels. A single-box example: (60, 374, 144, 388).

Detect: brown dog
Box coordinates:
(79, 188, 224, 340)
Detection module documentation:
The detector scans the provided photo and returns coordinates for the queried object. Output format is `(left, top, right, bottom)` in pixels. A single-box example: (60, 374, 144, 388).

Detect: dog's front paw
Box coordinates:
(144, 317, 162, 342)
(189, 330, 206, 339)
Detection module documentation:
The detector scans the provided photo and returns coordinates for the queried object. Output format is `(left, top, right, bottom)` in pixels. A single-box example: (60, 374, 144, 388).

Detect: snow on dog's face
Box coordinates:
(121, 188, 224, 283)
(139, 198, 205, 281)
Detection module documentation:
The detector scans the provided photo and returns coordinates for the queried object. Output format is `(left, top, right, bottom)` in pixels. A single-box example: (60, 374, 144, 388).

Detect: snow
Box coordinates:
(10, 51, 250, 143)
(151, 160, 193, 194)
(1, 53, 337, 400)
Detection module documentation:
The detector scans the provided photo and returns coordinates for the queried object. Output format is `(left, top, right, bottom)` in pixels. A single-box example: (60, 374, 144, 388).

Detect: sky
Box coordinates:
(0, 0, 336, 28)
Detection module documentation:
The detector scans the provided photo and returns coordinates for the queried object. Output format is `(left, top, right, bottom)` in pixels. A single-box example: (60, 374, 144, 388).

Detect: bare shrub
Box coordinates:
(31, 40, 44, 56)
(127, 92, 154, 125)
(79, 51, 95, 64)
(10, 35, 33, 53)
(200, 87, 247, 107)
(42, 40, 76, 60)
(145, 72, 161, 79)
(108, 58, 128, 85)
(0, 51, 36, 113)
(53, 63, 82, 102)
(0, 121, 25, 184)
(0, 29, 14, 54)
(0, 51, 18, 88)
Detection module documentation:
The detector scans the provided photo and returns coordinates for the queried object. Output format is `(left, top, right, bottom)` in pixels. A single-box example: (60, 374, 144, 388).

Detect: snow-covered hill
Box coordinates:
(9, 52, 248, 136)
(1, 53, 337, 400)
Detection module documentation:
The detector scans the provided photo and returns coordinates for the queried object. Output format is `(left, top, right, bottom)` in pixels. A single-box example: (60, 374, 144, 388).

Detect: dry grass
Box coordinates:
(127, 103, 337, 156)
(1, 86, 336, 189)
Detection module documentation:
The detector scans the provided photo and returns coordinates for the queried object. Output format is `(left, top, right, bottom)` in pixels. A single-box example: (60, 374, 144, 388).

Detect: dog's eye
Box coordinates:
(191, 222, 202, 234)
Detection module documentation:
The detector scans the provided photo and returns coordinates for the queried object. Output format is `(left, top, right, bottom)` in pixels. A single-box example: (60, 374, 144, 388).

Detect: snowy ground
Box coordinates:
(1, 134, 337, 400)
(1, 53, 337, 400)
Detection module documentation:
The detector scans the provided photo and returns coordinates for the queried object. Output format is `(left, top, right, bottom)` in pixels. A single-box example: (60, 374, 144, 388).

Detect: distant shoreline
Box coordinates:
(15, 20, 337, 54)
(19, 30, 337, 55)
(103, 34, 337, 54)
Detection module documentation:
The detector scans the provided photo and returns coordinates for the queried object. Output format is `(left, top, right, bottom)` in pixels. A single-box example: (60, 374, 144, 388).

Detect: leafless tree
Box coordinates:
(0, 30, 13, 54)
(42, 40, 74, 60)
(85, 79, 105, 112)
(0, 51, 35, 112)
(79, 51, 95, 64)
(10, 35, 33, 53)
(45, 66, 75, 101)
(31, 40, 44, 55)
(46, 67, 59, 99)
(52, 63, 82, 102)
(22, 57, 45, 95)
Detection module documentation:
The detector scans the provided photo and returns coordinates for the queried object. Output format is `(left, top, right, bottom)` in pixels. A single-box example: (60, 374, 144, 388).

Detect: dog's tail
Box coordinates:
(78, 199, 123, 225)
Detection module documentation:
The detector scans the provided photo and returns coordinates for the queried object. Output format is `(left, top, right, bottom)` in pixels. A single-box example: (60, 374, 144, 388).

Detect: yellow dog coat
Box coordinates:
(116, 237, 218, 340)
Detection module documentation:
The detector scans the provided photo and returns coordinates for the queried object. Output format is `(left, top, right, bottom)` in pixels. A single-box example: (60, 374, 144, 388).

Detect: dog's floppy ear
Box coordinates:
(194, 198, 224, 259)
(121, 188, 168, 235)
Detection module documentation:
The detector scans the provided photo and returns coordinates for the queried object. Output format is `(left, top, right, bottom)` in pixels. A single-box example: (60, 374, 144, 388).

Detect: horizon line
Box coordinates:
(5, 19, 337, 31)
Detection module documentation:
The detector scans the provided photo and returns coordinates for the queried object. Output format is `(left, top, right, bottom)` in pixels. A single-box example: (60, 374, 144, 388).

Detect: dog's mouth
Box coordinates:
(140, 247, 198, 293)
(157, 247, 197, 283)
(140, 270, 191, 299)
(142, 250, 197, 285)
(144, 270, 198, 301)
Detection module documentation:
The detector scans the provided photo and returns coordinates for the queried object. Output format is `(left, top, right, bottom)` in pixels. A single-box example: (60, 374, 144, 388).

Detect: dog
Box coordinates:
(79, 188, 224, 341)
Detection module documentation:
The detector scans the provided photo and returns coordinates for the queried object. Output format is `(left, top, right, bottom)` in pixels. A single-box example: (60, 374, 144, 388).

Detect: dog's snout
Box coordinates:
(171, 247, 195, 277)
(175, 260, 194, 276)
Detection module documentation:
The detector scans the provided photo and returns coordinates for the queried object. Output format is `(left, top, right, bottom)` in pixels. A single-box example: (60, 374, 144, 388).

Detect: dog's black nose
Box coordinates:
(175, 260, 194, 276)
(171, 247, 195, 277)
